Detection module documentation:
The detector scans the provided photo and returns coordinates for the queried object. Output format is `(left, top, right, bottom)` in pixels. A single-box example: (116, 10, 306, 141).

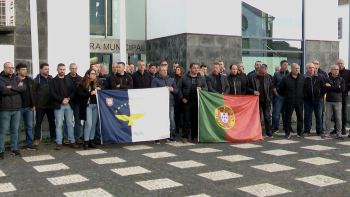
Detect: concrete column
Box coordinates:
(30, 0, 39, 77)
(119, 0, 126, 63)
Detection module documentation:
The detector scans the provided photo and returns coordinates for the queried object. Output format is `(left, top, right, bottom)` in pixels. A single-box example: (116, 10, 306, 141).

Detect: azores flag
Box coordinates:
(97, 87, 170, 144)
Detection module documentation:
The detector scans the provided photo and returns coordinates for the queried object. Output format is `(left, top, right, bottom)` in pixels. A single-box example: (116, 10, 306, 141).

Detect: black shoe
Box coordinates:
(303, 132, 310, 136)
(330, 130, 336, 134)
(88, 140, 96, 148)
(154, 140, 160, 144)
(297, 134, 304, 138)
(272, 127, 279, 134)
(337, 136, 345, 140)
(175, 128, 179, 134)
(84, 141, 89, 150)
(285, 133, 291, 139)
(0, 152, 4, 159)
(291, 129, 295, 133)
(11, 150, 20, 156)
(342, 131, 347, 135)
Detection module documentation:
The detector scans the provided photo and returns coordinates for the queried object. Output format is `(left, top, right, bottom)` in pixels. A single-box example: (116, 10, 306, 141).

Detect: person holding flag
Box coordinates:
(151, 65, 179, 143)
(247, 65, 274, 138)
(178, 63, 208, 143)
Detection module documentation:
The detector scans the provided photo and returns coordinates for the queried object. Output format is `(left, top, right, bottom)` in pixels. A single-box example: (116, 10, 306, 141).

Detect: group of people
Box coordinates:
(0, 58, 348, 160)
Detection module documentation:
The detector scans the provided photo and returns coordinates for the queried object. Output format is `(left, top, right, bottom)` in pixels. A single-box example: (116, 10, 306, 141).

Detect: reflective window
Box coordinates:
(242, 0, 302, 39)
(90, 0, 112, 36)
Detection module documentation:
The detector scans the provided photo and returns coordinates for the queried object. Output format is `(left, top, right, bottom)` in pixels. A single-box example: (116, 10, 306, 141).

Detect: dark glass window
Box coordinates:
(338, 17, 342, 39)
(90, 0, 112, 36)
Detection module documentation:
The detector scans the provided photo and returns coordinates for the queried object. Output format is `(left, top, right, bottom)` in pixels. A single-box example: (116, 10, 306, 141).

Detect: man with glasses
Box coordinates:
(0, 62, 26, 159)
(323, 65, 345, 139)
(313, 60, 328, 78)
(159, 60, 175, 78)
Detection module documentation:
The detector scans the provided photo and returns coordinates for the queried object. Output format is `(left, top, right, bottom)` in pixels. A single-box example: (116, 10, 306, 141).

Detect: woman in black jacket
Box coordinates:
(77, 69, 102, 150)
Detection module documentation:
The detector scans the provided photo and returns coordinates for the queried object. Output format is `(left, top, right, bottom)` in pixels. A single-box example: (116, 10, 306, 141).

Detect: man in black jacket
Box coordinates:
(227, 64, 246, 95)
(247, 61, 262, 77)
(49, 63, 78, 150)
(0, 62, 26, 159)
(335, 59, 350, 135)
(323, 65, 345, 139)
(279, 63, 305, 138)
(16, 63, 37, 151)
(313, 60, 328, 78)
(207, 62, 230, 94)
(33, 63, 56, 146)
(236, 61, 247, 94)
(247, 65, 274, 138)
(132, 60, 153, 88)
(178, 63, 208, 143)
(63, 63, 82, 144)
(110, 62, 133, 89)
(303, 63, 324, 136)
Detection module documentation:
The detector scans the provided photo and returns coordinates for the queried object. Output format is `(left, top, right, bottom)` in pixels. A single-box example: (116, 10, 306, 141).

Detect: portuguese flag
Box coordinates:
(198, 90, 263, 143)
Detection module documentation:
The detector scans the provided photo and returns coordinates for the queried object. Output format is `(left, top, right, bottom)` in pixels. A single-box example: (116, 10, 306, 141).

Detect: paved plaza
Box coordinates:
(1, 130, 350, 197)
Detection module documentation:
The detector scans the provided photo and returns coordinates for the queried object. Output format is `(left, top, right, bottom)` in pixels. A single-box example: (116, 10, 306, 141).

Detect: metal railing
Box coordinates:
(0, 0, 14, 26)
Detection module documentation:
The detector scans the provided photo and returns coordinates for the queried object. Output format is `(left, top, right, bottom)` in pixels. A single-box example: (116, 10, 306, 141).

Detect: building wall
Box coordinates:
(306, 40, 339, 73)
(47, 0, 90, 76)
(147, 33, 242, 72)
(0, 0, 48, 76)
(338, 4, 349, 68)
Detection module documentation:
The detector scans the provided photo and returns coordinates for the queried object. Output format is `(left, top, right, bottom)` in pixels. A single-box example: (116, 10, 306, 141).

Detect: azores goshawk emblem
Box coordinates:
(214, 105, 235, 129)
(106, 98, 113, 106)
(115, 103, 145, 126)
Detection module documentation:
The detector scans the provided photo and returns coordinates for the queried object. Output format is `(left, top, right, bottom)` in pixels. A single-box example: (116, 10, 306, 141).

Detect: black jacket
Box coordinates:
(206, 73, 230, 94)
(66, 73, 82, 103)
(227, 74, 246, 95)
(325, 75, 345, 102)
(49, 76, 75, 109)
(0, 72, 26, 111)
(34, 74, 53, 108)
(247, 73, 274, 107)
(178, 72, 208, 100)
(132, 70, 153, 89)
(19, 75, 36, 108)
(339, 68, 350, 97)
(111, 72, 133, 89)
(237, 72, 247, 94)
(303, 73, 324, 101)
(318, 68, 328, 78)
(279, 73, 305, 104)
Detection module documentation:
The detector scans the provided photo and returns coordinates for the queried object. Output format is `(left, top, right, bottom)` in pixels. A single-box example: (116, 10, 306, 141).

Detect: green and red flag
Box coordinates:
(198, 90, 263, 143)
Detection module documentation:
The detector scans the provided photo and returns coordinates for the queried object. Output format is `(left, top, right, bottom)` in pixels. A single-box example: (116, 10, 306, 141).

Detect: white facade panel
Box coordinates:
(305, 0, 338, 41)
(186, 0, 241, 36)
(47, 0, 90, 77)
(0, 45, 14, 66)
(147, 0, 187, 40)
(338, 4, 349, 68)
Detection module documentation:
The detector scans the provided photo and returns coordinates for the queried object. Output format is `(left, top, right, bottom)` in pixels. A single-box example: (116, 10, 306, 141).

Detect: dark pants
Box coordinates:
(34, 108, 56, 139)
(260, 101, 271, 136)
(174, 102, 183, 128)
(304, 99, 323, 134)
(335, 96, 348, 133)
(285, 103, 303, 135)
(182, 101, 198, 139)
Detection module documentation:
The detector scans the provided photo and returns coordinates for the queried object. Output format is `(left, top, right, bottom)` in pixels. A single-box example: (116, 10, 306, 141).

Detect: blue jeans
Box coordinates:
(63, 103, 80, 139)
(0, 111, 21, 152)
(169, 106, 175, 139)
(18, 107, 34, 147)
(54, 104, 74, 145)
(272, 96, 285, 128)
(83, 104, 98, 141)
(94, 118, 101, 140)
(304, 99, 323, 133)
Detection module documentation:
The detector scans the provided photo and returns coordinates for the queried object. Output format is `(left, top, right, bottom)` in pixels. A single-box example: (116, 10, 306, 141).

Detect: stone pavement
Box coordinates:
(1, 129, 350, 197)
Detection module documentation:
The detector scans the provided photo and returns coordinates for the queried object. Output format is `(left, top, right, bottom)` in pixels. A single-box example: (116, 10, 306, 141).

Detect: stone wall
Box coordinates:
(305, 40, 339, 73)
(147, 33, 242, 72)
(0, 0, 48, 76)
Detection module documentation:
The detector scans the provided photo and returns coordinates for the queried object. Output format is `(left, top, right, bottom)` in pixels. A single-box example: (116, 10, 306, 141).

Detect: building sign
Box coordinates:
(90, 38, 146, 54)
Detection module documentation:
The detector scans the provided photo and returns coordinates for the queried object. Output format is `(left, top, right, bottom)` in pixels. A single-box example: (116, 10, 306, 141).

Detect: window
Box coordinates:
(90, 0, 112, 36)
(241, 0, 303, 74)
(338, 17, 342, 39)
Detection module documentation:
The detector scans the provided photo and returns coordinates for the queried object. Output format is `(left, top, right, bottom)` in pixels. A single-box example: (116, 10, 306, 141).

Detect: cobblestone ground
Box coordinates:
(1, 127, 350, 197)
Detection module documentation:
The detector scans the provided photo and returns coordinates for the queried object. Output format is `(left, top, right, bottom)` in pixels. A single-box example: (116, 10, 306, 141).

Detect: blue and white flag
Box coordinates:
(97, 87, 170, 144)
